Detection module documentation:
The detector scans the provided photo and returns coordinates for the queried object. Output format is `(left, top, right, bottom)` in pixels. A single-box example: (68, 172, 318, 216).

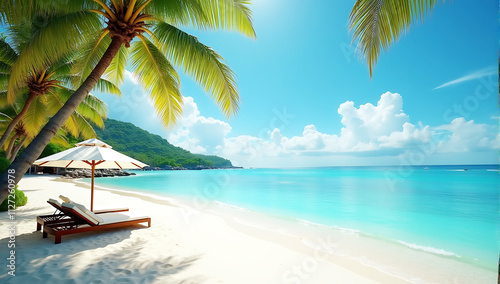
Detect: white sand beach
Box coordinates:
(0, 175, 414, 284)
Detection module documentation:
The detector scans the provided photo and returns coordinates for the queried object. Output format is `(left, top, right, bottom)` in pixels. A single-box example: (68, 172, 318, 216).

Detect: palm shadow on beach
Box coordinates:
(0, 227, 202, 283)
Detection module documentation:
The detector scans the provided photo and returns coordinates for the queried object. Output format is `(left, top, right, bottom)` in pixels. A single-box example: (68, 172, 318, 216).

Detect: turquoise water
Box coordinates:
(88, 165, 499, 272)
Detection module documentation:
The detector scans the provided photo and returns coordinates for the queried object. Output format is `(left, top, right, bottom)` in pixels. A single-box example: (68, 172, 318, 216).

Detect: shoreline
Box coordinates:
(61, 175, 498, 282)
(74, 173, 498, 283)
(0, 175, 396, 284)
(68, 177, 411, 283)
(0, 175, 496, 283)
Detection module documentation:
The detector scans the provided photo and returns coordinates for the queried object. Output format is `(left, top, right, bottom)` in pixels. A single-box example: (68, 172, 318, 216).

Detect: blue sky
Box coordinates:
(98, 0, 499, 168)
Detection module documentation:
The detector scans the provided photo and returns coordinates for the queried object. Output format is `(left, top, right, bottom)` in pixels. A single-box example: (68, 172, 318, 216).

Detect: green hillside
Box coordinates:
(194, 154, 233, 168)
(93, 119, 234, 168)
(37, 119, 234, 169)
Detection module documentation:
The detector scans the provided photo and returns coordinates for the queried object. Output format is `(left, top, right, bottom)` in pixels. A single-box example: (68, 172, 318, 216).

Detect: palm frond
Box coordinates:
(36, 0, 98, 15)
(21, 96, 47, 136)
(8, 11, 102, 102)
(154, 22, 239, 117)
(48, 88, 107, 128)
(50, 128, 69, 147)
(0, 109, 13, 122)
(0, 90, 7, 106)
(70, 111, 97, 139)
(145, 0, 206, 27)
(0, 36, 18, 65)
(10, 90, 29, 114)
(44, 89, 79, 137)
(77, 94, 107, 128)
(0, 62, 12, 74)
(62, 112, 80, 137)
(48, 53, 76, 76)
(129, 36, 182, 127)
(82, 93, 108, 118)
(198, 0, 256, 39)
(72, 29, 111, 85)
(0, 0, 33, 24)
(0, 0, 98, 24)
(0, 73, 9, 89)
(146, 0, 255, 39)
(103, 44, 128, 86)
(94, 78, 122, 96)
(349, 0, 438, 78)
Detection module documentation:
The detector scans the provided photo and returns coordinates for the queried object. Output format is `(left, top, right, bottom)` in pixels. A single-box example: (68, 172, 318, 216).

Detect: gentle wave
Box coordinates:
(214, 201, 249, 211)
(297, 218, 330, 228)
(397, 241, 461, 257)
(297, 218, 361, 234)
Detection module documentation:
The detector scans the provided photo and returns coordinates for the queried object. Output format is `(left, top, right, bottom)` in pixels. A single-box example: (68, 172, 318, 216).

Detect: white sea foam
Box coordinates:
(331, 225, 361, 234)
(214, 201, 249, 211)
(297, 218, 330, 228)
(397, 241, 461, 257)
(297, 219, 360, 234)
(351, 256, 433, 284)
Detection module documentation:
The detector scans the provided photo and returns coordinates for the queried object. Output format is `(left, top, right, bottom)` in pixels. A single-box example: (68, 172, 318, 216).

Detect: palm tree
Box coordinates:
(0, 88, 110, 162)
(349, 0, 441, 78)
(0, 113, 68, 162)
(0, 0, 255, 202)
(0, 22, 121, 150)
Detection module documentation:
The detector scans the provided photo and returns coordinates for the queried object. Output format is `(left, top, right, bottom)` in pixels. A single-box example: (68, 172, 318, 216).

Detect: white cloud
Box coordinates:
(166, 97, 231, 154)
(433, 66, 497, 90)
(100, 70, 498, 167)
(378, 123, 431, 148)
(164, 92, 498, 167)
(435, 117, 499, 152)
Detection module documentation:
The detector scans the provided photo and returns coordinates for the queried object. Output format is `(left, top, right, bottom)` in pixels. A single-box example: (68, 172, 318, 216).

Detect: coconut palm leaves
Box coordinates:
(153, 22, 239, 117)
(0, 0, 256, 202)
(6, 11, 102, 98)
(0, 87, 109, 161)
(0, 105, 69, 162)
(349, 0, 439, 78)
(0, 28, 119, 151)
(129, 37, 182, 126)
(76, 0, 255, 126)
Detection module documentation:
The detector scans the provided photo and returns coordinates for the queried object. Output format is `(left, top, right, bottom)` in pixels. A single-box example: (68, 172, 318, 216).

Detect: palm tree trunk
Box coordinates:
(0, 93, 36, 151)
(0, 37, 124, 203)
(9, 135, 28, 163)
(5, 133, 20, 160)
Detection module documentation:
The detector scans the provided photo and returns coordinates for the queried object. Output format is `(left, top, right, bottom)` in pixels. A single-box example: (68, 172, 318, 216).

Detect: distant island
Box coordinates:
(39, 118, 241, 171)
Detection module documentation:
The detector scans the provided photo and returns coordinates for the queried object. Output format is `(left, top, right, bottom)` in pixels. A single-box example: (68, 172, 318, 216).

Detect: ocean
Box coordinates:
(86, 165, 499, 282)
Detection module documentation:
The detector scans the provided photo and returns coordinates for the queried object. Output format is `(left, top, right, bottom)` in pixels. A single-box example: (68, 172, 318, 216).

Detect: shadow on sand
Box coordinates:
(0, 227, 201, 283)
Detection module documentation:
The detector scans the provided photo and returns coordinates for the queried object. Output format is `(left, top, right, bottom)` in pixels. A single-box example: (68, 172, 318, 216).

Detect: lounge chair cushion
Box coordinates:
(99, 213, 133, 224)
(58, 196, 105, 224)
(72, 202, 105, 224)
(62, 202, 103, 225)
(48, 198, 62, 207)
(59, 195, 71, 203)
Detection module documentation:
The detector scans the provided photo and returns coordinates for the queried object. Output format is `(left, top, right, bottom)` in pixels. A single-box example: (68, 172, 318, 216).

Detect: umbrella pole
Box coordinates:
(91, 161, 95, 211)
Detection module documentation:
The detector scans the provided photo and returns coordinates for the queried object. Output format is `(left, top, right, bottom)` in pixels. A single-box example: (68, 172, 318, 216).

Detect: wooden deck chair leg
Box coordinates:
(37, 223, 41, 231)
(55, 235, 61, 244)
(42, 231, 47, 238)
